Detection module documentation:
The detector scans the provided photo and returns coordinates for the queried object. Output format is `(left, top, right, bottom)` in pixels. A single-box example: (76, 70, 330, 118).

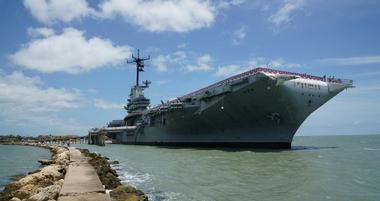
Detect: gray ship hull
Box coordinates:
(98, 68, 353, 148)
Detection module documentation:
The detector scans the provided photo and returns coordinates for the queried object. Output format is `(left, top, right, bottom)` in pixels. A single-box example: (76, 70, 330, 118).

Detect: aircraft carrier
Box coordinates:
(88, 50, 353, 148)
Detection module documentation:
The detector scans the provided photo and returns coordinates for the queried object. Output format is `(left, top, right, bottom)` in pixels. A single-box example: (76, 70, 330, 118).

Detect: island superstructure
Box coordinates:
(88, 50, 353, 148)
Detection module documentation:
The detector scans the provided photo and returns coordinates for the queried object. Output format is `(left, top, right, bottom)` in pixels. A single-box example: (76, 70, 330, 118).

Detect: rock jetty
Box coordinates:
(0, 145, 69, 201)
(79, 149, 148, 201)
(57, 147, 111, 201)
(0, 143, 148, 201)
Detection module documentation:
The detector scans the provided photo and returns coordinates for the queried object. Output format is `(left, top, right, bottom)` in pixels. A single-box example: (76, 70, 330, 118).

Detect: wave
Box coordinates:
(363, 147, 378, 151)
(120, 171, 152, 186)
(112, 164, 182, 201)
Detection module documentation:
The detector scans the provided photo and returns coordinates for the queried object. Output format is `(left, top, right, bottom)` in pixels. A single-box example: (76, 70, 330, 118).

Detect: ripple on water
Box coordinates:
(121, 171, 152, 185)
(118, 169, 182, 201)
(0, 145, 51, 191)
(74, 135, 380, 201)
(363, 147, 378, 151)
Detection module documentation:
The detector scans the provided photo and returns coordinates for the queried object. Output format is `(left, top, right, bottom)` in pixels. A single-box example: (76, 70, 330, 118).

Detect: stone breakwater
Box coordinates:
(79, 149, 148, 201)
(0, 143, 148, 201)
(0, 144, 70, 201)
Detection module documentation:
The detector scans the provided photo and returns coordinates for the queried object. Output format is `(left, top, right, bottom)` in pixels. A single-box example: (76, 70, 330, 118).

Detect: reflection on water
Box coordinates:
(75, 135, 380, 201)
(291, 145, 338, 151)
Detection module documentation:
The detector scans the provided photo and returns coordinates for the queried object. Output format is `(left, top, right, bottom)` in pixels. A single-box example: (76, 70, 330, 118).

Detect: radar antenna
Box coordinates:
(127, 49, 150, 86)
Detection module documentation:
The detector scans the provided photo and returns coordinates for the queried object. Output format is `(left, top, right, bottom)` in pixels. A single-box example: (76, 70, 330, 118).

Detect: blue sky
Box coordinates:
(0, 0, 379, 136)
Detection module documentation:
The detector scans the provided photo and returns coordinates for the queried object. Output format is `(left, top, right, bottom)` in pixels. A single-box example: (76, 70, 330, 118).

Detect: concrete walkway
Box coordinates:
(58, 147, 111, 201)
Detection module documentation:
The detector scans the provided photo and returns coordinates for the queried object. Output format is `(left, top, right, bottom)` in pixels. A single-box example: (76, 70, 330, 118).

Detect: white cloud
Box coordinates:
(0, 71, 85, 133)
(269, 0, 305, 26)
(94, 99, 123, 109)
(23, 0, 94, 24)
(215, 65, 249, 77)
(0, 71, 80, 112)
(232, 26, 247, 45)
(268, 58, 301, 68)
(319, 55, 380, 65)
(185, 54, 213, 71)
(156, 80, 169, 85)
(247, 57, 267, 67)
(98, 0, 216, 32)
(248, 57, 300, 68)
(215, 57, 301, 77)
(249, 0, 270, 11)
(23, 0, 242, 33)
(152, 51, 213, 72)
(177, 43, 187, 49)
(152, 55, 169, 72)
(217, 0, 245, 9)
(172, 51, 187, 62)
(27, 27, 55, 37)
(10, 27, 131, 74)
(152, 51, 187, 72)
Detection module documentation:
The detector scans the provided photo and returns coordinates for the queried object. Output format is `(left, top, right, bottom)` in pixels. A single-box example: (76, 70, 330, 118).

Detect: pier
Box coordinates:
(88, 126, 127, 146)
(58, 147, 110, 201)
(37, 135, 89, 145)
(88, 129, 107, 146)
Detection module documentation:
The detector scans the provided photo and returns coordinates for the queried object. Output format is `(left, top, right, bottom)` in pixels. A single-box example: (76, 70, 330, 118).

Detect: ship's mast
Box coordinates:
(124, 49, 151, 115)
(127, 49, 150, 86)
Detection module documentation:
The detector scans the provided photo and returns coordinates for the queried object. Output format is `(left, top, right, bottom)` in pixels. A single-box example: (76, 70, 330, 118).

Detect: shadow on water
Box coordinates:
(291, 145, 338, 151)
(151, 145, 338, 153)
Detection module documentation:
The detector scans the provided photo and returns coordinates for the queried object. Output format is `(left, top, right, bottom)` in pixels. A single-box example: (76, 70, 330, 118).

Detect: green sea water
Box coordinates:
(74, 135, 380, 201)
(0, 145, 51, 191)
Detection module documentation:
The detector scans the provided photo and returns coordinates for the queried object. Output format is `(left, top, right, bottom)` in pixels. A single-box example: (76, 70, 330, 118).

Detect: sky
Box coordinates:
(0, 0, 379, 136)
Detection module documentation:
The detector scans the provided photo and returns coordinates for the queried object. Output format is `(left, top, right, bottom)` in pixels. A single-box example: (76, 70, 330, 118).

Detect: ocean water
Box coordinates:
(74, 135, 380, 201)
(0, 145, 51, 191)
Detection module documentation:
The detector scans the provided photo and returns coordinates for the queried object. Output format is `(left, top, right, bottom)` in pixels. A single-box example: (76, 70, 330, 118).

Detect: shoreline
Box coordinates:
(0, 143, 148, 201)
(0, 143, 69, 201)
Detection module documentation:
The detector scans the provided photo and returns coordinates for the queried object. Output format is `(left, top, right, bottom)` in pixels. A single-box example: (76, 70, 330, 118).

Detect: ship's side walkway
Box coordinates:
(58, 147, 110, 201)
